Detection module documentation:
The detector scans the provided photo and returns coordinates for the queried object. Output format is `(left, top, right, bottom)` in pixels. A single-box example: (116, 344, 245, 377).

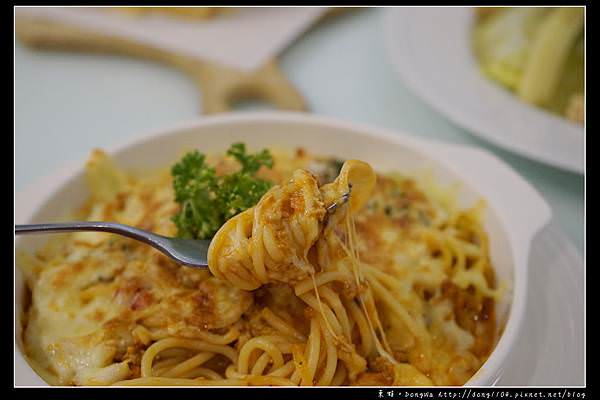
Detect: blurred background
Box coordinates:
(14, 6, 584, 254)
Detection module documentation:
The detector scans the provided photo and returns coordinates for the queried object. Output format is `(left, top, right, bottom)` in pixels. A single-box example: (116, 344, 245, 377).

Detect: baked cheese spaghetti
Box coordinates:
(18, 147, 500, 386)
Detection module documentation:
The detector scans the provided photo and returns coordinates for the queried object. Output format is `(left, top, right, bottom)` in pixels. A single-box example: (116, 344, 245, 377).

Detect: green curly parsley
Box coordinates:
(171, 143, 274, 240)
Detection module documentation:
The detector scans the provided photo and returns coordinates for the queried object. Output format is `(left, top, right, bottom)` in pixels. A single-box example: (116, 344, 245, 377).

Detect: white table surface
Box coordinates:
(14, 8, 584, 255)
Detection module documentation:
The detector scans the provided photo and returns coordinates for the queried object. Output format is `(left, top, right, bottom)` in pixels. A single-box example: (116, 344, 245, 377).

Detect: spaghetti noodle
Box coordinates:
(18, 147, 499, 386)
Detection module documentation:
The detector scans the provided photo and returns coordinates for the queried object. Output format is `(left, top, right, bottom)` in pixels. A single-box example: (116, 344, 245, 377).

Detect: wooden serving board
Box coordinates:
(15, 9, 351, 115)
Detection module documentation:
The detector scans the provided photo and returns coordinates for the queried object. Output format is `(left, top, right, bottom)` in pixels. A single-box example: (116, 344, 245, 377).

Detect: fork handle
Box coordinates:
(15, 222, 163, 247)
(16, 222, 210, 269)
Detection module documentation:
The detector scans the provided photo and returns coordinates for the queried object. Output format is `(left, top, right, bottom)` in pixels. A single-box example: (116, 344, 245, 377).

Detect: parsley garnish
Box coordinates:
(171, 143, 273, 240)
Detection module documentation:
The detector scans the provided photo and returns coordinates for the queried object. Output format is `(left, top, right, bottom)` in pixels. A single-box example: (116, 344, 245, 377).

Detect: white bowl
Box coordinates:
(383, 7, 584, 174)
(14, 112, 552, 386)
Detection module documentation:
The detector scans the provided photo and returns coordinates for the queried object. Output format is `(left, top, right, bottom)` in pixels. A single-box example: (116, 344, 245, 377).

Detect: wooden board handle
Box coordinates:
(16, 15, 308, 115)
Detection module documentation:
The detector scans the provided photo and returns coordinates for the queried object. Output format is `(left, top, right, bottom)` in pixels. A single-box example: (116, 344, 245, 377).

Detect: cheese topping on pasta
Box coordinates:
(18, 147, 499, 386)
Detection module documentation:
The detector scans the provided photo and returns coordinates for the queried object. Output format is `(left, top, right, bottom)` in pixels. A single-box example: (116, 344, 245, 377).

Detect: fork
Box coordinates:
(14, 193, 350, 269)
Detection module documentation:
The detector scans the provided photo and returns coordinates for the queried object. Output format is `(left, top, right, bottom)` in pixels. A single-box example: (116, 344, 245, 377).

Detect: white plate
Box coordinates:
(383, 7, 584, 174)
(16, 7, 327, 72)
(15, 112, 554, 386)
(497, 224, 584, 386)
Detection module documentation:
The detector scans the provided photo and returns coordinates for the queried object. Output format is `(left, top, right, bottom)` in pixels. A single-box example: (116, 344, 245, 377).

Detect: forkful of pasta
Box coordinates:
(14, 166, 360, 270)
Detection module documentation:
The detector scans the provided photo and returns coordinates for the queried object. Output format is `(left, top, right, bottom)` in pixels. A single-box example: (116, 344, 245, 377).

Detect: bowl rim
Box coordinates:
(15, 111, 544, 386)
